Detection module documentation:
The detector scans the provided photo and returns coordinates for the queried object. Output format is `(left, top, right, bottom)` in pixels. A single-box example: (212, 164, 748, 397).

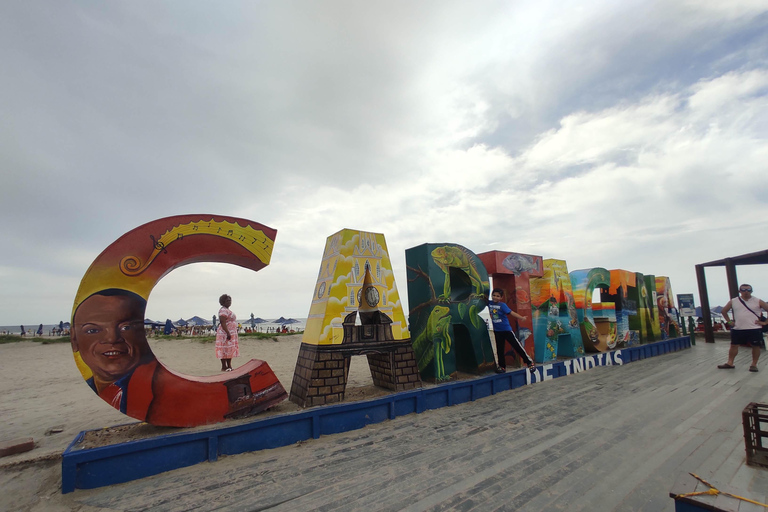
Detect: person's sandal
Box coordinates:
(528, 363, 536, 374)
(717, 364, 735, 369)
(749, 366, 759, 372)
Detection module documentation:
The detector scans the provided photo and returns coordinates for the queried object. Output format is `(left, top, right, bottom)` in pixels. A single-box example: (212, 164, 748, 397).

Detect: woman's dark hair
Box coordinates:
(491, 288, 504, 297)
(219, 294, 230, 306)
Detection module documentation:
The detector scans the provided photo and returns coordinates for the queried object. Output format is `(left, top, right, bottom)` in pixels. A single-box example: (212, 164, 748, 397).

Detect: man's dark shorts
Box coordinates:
(730, 328, 764, 347)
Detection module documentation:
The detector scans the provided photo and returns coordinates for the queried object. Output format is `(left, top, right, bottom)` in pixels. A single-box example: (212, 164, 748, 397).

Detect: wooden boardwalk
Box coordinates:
(15, 341, 768, 511)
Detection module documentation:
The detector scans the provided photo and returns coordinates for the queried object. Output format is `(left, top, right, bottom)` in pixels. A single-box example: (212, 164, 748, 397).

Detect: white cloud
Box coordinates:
(680, 0, 768, 19)
(1, 1, 767, 324)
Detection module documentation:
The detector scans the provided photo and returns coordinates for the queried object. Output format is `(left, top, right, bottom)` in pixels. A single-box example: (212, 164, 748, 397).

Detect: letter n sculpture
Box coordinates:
(289, 229, 421, 407)
(406, 244, 496, 382)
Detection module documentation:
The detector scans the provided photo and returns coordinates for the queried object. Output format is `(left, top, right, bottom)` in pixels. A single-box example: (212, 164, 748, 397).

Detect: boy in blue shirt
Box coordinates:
(488, 288, 536, 373)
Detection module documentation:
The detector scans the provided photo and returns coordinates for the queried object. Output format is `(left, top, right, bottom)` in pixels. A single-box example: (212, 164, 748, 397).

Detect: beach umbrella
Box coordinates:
(274, 317, 300, 325)
(186, 316, 211, 326)
(164, 319, 174, 335)
(253, 317, 267, 324)
(175, 318, 188, 327)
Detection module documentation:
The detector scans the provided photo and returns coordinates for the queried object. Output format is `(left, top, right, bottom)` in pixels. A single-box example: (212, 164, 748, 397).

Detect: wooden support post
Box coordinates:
(695, 264, 714, 344)
(724, 258, 739, 300)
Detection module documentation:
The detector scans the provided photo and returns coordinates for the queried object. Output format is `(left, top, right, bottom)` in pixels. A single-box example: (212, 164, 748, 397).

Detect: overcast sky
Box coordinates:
(2, 1, 767, 326)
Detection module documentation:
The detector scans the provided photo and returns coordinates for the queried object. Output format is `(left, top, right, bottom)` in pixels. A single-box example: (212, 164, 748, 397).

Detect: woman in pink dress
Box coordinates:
(215, 294, 239, 371)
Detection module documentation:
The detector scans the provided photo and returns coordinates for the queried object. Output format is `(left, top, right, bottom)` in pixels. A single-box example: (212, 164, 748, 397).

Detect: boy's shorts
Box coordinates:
(730, 328, 764, 347)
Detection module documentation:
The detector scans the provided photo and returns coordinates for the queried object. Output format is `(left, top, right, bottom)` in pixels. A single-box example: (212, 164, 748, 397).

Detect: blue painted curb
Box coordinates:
(62, 336, 691, 493)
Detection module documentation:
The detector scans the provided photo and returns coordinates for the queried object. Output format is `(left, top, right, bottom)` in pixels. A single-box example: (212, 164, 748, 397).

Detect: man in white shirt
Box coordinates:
(717, 284, 768, 372)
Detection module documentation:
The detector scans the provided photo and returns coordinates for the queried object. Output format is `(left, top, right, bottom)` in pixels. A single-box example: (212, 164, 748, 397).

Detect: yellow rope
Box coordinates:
(672, 473, 768, 508)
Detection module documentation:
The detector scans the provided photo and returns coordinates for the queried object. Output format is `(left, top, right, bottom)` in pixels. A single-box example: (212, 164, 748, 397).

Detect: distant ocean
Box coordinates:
(0, 318, 308, 336)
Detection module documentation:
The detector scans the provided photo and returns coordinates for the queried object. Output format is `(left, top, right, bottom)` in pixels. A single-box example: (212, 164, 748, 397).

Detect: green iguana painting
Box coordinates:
(406, 243, 495, 381)
(430, 246, 486, 301)
(411, 305, 452, 377)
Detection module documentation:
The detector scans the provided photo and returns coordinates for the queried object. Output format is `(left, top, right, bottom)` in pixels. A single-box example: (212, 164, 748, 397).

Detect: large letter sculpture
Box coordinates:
(569, 267, 617, 352)
(603, 269, 638, 347)
(644, 274, 662, 341)
(627, 273, 660, 343)
(529, 259, 585, 363)
(655, 276, 680, 339)
(290, 229, 420, 407)
(406, 244, 496, 381)
(71, 215, 287, 427)
(478, 251, 543, 367)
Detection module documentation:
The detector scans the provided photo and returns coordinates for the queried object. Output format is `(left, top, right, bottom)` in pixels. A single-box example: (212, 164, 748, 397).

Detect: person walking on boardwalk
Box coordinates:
(215, 294, 239, 372)
(488, 288, 536, 374)
(717, 284, 768, 373)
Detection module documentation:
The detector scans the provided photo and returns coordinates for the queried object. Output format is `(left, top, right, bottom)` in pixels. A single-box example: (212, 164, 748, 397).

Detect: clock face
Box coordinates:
(317, 282, 326, 299)
(365, 286, 380, 307)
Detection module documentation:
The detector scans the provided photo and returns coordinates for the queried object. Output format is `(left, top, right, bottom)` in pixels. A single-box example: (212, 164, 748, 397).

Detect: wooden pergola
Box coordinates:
(695, 249, 768, 343)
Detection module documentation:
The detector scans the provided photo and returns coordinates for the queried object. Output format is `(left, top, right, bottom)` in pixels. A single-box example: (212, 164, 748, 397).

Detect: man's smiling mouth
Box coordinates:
(101, 350, 127, 358)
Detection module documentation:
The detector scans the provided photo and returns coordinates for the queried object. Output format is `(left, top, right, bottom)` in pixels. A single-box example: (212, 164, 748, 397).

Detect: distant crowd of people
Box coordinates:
(7, 322, 296, 338)
(10, 309, 302, 339)
(145, 322, 297, 337)
(10, 324, 70, 337)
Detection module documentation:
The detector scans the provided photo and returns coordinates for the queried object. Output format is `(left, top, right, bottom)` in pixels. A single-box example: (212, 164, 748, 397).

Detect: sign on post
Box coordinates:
(677, 294, 696, 317)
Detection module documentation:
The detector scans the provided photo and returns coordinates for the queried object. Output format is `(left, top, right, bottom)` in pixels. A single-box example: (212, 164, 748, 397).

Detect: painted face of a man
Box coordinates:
(73, 293, 149, 385)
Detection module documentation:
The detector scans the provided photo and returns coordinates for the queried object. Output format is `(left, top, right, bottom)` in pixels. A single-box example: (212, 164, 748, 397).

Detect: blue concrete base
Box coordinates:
(62, 336, 691, 493)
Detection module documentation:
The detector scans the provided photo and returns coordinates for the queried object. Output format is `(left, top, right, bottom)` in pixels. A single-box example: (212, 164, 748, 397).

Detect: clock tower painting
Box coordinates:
(290, 229, 420, 407)
(303, 229, 407, 345)
(346, 231, 391, 318)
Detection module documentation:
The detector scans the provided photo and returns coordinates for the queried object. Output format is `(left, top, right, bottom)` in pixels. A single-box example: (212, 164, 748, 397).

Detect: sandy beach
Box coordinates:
(0, 334, 394, 457)
(0, 334, 406, 508)
(0, 329, 507, 509)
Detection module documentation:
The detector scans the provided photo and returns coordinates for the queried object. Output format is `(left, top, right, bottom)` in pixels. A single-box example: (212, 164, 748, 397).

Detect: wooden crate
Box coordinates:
(742, 402, 768, 468)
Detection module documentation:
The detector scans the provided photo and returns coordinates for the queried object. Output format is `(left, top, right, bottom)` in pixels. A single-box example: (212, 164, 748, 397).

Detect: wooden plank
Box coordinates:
(0, 437, 34, 457)
(670, 472, 700, 498)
